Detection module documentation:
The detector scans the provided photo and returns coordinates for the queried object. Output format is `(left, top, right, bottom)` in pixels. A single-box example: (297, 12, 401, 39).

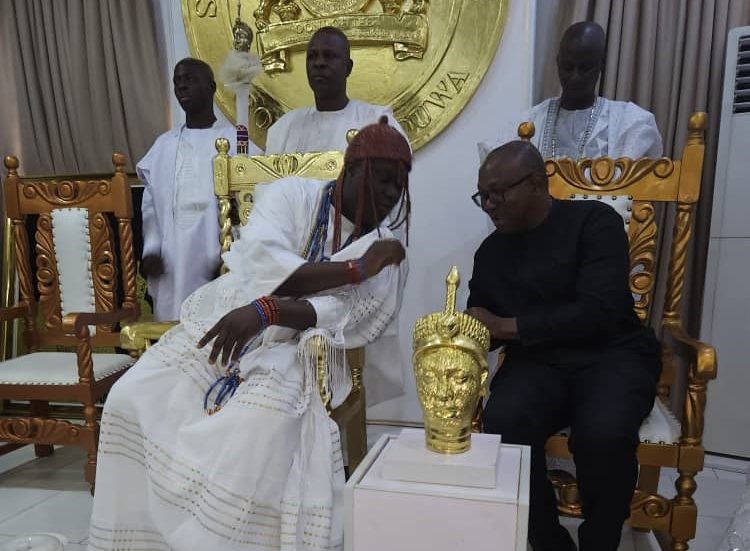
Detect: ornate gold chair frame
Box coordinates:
(508, 114, 716, 551)
(0, 154, 139, 491)
(122, 140, 369, 471)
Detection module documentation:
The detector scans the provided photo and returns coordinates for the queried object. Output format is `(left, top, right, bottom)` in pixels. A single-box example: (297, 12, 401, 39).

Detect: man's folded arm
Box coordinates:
(517, 207, 632, 345)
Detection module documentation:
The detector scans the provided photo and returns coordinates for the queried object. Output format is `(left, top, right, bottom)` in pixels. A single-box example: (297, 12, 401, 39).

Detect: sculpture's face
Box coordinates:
(233, 26, 253, 52)
(415, 347, 481, 422)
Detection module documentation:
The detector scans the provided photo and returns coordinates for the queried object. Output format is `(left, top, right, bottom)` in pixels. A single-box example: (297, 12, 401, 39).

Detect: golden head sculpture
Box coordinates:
(412, 266, 490, 454)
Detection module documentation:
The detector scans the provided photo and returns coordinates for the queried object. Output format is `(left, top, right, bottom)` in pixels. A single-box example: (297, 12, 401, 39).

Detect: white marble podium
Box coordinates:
(344, 429, 530, 551)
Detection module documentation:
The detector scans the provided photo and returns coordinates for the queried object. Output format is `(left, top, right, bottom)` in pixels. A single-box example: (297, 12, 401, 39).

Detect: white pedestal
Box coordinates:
(380, 428, 501, 488)
(345, 430, 530, 551)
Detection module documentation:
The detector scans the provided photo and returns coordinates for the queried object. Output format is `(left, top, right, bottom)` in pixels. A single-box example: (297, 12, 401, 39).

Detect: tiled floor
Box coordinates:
(0, 433, 746, 551)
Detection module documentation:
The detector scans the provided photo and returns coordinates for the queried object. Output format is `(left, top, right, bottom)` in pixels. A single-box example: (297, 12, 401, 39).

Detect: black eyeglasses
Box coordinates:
(471, 174, 533, 209)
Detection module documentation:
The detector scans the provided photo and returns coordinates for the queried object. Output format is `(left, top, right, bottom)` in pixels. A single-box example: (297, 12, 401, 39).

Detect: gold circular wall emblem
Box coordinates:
(181, 0, 509, 150)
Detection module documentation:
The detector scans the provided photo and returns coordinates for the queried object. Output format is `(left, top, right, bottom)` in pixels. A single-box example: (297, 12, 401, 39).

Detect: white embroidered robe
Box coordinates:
(138, 120, 261, 321)
(478, 97, 663, 162)
(89, 177, 404, 551)
(265, 99, 406, 154)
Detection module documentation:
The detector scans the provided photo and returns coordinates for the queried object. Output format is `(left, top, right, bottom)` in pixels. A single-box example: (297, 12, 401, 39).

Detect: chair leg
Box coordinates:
(670, 469, 698, 551)
(83, 403, 98, 494)
(30, 400, 54, 457)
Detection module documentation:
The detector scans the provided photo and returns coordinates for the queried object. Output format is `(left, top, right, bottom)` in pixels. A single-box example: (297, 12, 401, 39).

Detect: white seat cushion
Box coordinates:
(0, 352, 134, 385)
(638, 398, 681, 445)
(555, 398, 681, 445)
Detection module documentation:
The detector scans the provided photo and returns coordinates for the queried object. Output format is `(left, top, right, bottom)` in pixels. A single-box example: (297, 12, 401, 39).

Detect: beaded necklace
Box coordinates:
(204, 181, 338, 414)
(544, 96, 603, 159)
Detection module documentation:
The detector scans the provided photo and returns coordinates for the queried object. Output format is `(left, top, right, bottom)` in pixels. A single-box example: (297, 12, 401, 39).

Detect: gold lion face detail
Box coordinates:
(415, 347, 482, 421)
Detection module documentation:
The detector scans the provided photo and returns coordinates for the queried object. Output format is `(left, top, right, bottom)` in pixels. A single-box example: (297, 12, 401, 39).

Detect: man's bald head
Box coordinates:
(560, 21, 606, 59)
(481, 141, 546, 189)
(557, 21, 606, 109)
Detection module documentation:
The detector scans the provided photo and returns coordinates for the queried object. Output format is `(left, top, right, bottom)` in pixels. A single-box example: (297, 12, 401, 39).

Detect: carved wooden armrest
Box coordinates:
(0, 305, 29, 322)
(119, 320, 179, 355)
(61, 308, 137, 383)
(62, 308, 137, 336)
(662, 320, 717, 446)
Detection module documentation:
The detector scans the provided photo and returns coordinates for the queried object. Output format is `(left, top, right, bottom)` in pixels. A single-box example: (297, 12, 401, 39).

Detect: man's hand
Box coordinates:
(197, 304, 262, 366)
(465, 307, 518, 341)
(361, 239, 406, 279)
(140, 254, 165, 278)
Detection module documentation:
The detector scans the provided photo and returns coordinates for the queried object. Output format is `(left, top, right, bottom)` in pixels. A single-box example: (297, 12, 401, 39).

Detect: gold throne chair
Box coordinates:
(122, 140, 369, 472)
(506, 113, 716, 551)
(215, 140, 369, 471)
(0, 154, 139, 491)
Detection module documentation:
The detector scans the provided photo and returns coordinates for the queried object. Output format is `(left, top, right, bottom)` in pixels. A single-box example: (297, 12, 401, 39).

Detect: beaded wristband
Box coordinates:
(251, 296, 279, 329)
(345, 259, 366, 284)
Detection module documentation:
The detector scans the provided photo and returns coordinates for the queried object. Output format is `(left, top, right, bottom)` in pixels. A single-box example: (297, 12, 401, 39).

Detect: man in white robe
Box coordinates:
(264, 27, 408, 406)
(88, 118, 412, 551)
(265, 27, 407, 154)
(138, 58, 261, 321)
(479, 22, 662, 162)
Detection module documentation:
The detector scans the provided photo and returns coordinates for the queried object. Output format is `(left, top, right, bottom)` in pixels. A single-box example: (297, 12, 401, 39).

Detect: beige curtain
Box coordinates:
(534, 0, 750, 337)
(0, 0, 169, 176)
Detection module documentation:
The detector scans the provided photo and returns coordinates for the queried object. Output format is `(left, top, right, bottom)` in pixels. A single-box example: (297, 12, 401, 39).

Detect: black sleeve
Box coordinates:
(467, 247, 491, 309)
(517, 206, 631, 345)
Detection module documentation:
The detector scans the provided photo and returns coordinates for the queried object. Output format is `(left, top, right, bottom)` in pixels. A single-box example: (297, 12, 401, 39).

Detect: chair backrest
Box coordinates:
(518, 112, 707, 325)
(2, 154, 138, 349)
(212, 137, 344, 271)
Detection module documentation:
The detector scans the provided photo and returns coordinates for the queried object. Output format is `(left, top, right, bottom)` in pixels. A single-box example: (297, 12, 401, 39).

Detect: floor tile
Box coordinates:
(692, 515, 731, 551)
(694, 477, 745, 518)
(715, 468, 748, 482)
(0, 488, 60, 524)
(705, 453, 750, 474)
(0, 446, 37, 476)
(0, 491, 92, 543)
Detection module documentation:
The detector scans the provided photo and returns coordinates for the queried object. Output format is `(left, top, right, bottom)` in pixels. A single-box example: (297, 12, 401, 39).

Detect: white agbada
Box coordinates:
(264, 100, 409, 406)
(265, 99, 406, 154)
(138, 120, 261, 321)
(89, 177, 405, 551)
(478, 97, 663, 162)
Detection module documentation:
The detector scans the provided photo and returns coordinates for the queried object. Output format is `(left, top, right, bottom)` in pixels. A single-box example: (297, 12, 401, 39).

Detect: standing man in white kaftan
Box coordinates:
(479, 22, 663, 162)
(138, 58, 261, 321)
(88, 119, 413, 551)
(265, 27, 407, 154)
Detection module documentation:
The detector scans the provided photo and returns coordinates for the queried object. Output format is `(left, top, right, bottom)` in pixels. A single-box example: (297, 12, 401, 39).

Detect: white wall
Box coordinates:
(155, 0, 536, 424)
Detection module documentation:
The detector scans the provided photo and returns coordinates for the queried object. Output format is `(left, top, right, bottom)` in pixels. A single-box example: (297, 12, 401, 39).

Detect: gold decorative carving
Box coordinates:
(118, 219, 138, 316)
(663, 203, 693, 321)
(182, 0, 509, 149)
(11, 219, 36, 345)
(413, 267, 490, 454)
(631, 490, 671, 518)
(628, 201, 658, 322)
(90, 213, 118, 331)
(547, 157, 675, 193)
(0, 418, 81, 443)
(20, 179, 111, 206)
(35, 214, 62, 330)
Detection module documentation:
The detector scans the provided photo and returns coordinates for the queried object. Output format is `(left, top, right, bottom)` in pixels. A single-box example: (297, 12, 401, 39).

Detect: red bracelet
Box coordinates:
(345, 259, 365, 284)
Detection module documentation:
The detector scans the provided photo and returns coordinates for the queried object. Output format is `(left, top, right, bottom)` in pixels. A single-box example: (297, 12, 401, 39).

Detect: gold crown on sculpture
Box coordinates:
(412, 267, 490, 454)
(413, 267, 490, 360)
